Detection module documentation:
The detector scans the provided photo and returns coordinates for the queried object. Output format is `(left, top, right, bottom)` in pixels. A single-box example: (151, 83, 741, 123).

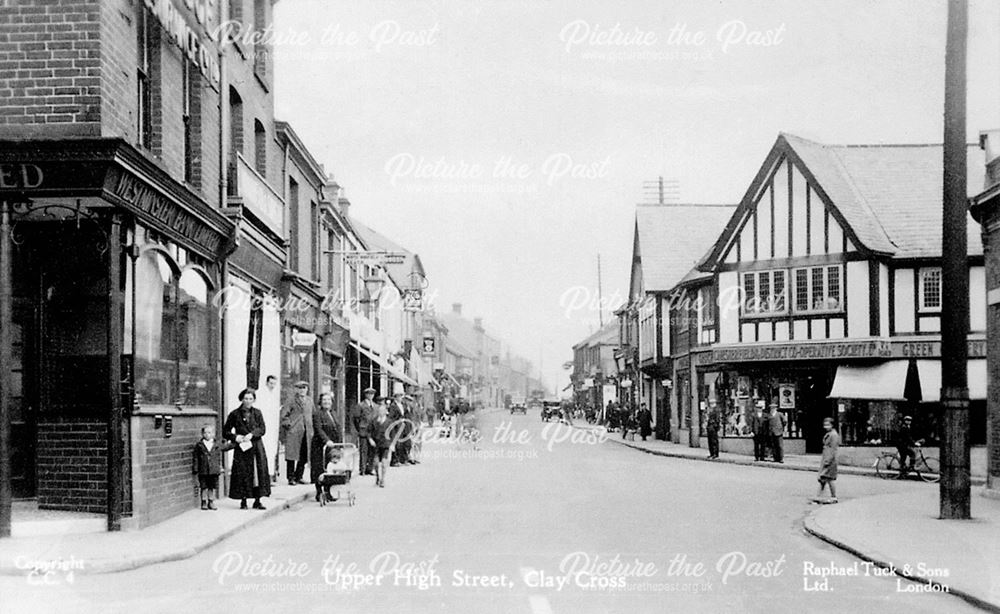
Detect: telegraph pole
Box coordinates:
(940, 0, 971, 520)
(597, 253, 604, 327)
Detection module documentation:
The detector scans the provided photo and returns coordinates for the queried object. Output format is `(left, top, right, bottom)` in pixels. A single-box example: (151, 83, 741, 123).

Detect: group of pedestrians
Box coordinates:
(603, 401, 653, 441)
(192, 380, 428, 511)
(348, 386, 425, 488)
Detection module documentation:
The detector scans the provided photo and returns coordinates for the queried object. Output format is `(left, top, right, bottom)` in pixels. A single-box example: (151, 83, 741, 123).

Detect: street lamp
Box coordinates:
(361, 275, 385, 304)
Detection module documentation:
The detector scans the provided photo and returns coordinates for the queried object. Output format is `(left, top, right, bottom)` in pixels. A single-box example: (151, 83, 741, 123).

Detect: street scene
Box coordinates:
(2, 0, 1000, 612)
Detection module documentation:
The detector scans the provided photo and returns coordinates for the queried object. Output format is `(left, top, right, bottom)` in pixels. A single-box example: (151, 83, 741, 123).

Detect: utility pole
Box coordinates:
(940, 0, 971, 520)
(597, 253, 604, 327)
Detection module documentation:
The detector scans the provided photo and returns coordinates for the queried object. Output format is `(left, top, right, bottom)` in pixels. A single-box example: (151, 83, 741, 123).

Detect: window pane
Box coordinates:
(773, 270, 786, 311)
(743, 273, 756, 314)
(795, 269, 809, 311)
(758, 272, 770, 313)
(811, 267, 824, 310)
(134, 251, 175, 405)
(827, 266, 841, 309)
(922, 268, 941, 309)
(178, 269, 212, 407)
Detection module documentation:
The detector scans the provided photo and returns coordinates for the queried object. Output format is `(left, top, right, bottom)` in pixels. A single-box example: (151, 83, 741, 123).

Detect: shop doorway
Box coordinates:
(8, 222, 110, 500)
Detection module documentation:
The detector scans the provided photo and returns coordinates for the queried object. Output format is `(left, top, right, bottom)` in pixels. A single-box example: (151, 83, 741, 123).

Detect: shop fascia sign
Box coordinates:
(143, 0, 222, 88)
(292, 331, 317, 348)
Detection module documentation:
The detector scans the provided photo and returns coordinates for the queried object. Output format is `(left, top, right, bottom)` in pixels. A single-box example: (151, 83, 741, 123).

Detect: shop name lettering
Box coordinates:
(713, 341, 891, 362)
(0, 163, 44, 189)
(143, 0, 221, 86)
(114, 173, 219, 249)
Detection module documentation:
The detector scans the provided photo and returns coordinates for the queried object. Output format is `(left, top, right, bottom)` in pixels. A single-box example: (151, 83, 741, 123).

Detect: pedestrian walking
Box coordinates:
(369, 398, 395, 487)
(750, 404, 767, 461)
(279, 381, 315, 485)
(224, 389, 271, 510)
(815, 417, 839, 503)
(706, 401, 721, 459)
(192, 424, 229, 510)
(637, 403, 652, 441)
(311, 392, 343, 502)
(768, 402, 786, 463)
(351, 387, 378, 475)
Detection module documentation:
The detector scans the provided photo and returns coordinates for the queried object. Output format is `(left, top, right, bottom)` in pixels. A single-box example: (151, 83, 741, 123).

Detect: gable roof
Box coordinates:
(572, 319, 619, 350)
(438, 311, 480, 358)
(633, 204, 736, 293)
(709, 133, 986, 265)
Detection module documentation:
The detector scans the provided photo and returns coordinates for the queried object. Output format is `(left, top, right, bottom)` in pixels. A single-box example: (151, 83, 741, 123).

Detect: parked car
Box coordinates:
(510, 402, 527, 415)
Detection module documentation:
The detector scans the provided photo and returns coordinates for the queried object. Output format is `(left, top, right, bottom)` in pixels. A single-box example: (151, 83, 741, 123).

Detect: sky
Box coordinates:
(271, 0, 1000, 393)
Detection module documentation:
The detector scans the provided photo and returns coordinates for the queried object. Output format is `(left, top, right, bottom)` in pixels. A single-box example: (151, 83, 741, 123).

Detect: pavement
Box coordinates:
(0, 483, 314, 575)
(580, 421, 1000, 612)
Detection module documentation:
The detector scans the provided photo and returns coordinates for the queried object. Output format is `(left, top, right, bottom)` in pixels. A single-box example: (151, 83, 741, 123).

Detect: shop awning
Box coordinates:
(915, 360, 987, 402)
(387, 361, 419, 387)
(350, 342, 387, 370)
(828, 361, 909, 400)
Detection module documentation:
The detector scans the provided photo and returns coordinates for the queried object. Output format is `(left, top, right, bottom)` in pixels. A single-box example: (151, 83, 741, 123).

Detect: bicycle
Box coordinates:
(874, 446, 940, 483)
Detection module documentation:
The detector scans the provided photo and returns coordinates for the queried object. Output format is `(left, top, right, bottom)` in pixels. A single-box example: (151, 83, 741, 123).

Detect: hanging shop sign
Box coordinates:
(422, 336, 436, 355)
(343, 251, 408, 266)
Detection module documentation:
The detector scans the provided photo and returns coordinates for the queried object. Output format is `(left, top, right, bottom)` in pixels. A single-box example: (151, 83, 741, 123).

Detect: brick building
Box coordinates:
(0, 0, 283, 535)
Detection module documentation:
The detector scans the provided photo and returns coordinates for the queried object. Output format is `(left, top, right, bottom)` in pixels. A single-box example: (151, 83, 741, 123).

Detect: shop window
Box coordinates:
(741, 270, 787, 317)
(793, 264, 842, 313)
(177, 269, 211, 406)
(134, 248, 214, 407)
(918, 267, 942, 312)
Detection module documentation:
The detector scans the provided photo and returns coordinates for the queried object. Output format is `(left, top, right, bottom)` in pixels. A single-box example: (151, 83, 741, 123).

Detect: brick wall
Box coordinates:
(130, 413, 216, 528)
(36, 421, 107, 513)
(0, 0, 102, 137)
(985, 229, 1000, 490)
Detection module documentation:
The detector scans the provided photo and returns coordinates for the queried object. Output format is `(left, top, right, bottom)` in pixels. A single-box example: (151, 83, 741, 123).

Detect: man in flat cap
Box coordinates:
(350, 387, 378, 475)
(279, 380, 314, 485)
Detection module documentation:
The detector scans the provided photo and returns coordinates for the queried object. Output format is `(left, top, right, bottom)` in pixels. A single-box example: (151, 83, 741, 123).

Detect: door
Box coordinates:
(10, 243, 39, 499)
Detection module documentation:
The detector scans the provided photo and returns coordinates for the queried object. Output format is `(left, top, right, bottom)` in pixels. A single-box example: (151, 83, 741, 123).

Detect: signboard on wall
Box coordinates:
(779, 384, 795, 409)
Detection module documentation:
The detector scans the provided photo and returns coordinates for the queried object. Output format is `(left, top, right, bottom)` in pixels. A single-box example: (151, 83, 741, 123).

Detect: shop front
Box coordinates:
(0, 139, 236, 534)
(701, 338, 988, 462)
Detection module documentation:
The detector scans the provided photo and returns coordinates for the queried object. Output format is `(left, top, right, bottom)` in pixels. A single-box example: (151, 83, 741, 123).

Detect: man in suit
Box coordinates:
(768, 401, 787, 463)
(279, 381, 314, 485)
(749, 404, 767, 461)
(351, 387, 378, 475)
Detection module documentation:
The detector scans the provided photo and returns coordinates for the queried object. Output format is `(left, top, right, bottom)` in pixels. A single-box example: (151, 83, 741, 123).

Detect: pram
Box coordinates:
(317, 443, 357, 507)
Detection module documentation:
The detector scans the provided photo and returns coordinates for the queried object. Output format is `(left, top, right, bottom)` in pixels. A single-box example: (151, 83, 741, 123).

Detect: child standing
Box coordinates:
(193, 425, 226, 510)
(815, 417, 840, 503)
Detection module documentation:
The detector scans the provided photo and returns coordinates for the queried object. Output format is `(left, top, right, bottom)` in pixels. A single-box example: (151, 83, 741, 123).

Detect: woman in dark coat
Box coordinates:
(637, 404, 653, 441)
(224, 388, 271, 509)
(310, 392, 343, 501)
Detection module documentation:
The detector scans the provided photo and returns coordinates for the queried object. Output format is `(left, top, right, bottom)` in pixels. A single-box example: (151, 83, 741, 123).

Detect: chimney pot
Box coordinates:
(452, 303, 462, 315)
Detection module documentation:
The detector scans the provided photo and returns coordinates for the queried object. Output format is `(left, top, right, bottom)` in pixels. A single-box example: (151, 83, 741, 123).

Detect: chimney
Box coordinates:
(473, 317, 483, 330)
(980, 130, 1000, 188)
(452, 303, 462, 315)
(338, 190, 351, 219)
